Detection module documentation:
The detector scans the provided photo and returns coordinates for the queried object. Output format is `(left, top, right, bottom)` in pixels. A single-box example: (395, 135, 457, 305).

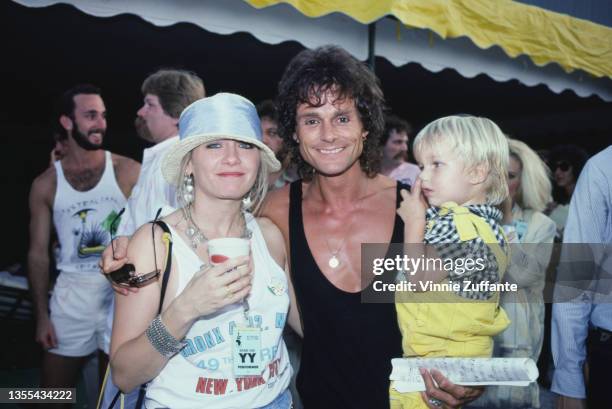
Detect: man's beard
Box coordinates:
(72, 125, 105, 151)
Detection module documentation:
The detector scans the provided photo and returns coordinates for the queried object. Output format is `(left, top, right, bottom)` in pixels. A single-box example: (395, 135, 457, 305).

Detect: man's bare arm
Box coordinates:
(27, 170, 56, 348)
(112, 153, 141, 199)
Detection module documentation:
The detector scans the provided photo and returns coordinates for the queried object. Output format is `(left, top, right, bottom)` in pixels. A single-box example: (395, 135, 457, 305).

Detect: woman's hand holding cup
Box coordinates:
(180, 238, 253, 319)
(181, 255, 252, 318)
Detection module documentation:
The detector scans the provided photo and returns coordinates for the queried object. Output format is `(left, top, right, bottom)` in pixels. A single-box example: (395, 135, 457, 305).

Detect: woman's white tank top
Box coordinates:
(145, 213, 291, 409)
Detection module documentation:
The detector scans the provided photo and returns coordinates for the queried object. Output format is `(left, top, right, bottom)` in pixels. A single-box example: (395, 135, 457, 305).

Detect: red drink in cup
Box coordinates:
(207, 238, 250, 265)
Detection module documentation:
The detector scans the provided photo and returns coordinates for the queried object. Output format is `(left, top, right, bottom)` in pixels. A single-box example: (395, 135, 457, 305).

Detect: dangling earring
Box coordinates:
(183, 173, 194, 205)
(242, 187, 254, 210)
(242, 196, 252, 210)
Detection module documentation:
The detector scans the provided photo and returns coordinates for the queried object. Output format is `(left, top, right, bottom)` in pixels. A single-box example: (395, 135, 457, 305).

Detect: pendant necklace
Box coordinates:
(183, 205, 253, 324)
(182, 205, 251, 250)
(322, 179, 368, 269)
(326, 246, 342, 269)
(325, 219, 355, 269)
(183, 205, 207, 249)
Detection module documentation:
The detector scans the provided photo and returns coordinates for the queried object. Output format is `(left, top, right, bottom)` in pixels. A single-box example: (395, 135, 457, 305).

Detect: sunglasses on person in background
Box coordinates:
(554, 161, 571, 172)
(106, 208, 160, 288)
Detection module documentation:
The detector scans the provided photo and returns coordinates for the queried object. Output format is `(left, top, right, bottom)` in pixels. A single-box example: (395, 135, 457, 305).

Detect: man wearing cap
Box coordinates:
(99, 69, 204, 409)
(27, 84, 139, 402)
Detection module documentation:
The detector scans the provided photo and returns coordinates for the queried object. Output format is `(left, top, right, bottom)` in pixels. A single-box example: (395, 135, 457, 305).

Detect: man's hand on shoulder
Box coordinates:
(100, 236, 137, 295)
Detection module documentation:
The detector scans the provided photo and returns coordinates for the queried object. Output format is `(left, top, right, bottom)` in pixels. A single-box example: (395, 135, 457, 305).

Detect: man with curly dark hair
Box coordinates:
(262, 45, 483, 409)
(275, 45, 384, 181)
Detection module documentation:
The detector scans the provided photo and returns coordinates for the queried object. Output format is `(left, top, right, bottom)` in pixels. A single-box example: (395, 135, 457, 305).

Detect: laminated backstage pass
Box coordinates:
(232, 327, 264, 376)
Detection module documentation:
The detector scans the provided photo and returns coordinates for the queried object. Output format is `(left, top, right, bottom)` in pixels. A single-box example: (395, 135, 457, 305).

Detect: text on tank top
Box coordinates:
(145, 214, 291, 409)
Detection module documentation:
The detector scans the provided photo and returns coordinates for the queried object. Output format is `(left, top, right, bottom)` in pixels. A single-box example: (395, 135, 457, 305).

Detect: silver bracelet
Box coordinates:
(145, 315, 187, 358)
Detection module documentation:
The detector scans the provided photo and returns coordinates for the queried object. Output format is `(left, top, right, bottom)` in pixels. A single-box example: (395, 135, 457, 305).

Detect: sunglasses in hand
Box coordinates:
(106, 209, 161, 288)
(107, 263, 160, 288)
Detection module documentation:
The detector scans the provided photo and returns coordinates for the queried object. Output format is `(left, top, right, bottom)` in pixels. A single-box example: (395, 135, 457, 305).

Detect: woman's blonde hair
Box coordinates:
(507, 138, 552, 212)
(413, 115, 509, 205)
(176, 145, 270, 215)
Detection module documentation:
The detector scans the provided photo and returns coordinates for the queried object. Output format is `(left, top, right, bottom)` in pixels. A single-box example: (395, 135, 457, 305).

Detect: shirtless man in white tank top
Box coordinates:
(27, 84, 140, 407)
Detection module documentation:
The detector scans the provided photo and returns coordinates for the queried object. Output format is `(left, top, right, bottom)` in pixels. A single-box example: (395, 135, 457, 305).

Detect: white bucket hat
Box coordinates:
(161, 92, 281, 185)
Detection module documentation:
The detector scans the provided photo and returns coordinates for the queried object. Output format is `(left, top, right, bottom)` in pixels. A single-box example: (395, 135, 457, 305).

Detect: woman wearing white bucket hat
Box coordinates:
(109, 93, 299, 409)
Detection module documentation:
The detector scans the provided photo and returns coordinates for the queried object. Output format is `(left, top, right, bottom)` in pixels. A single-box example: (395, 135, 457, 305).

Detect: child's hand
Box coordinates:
(397, 179, 428, 226)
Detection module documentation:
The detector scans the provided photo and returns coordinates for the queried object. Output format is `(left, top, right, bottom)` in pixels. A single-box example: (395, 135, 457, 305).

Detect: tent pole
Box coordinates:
(368, 22, 376, 72)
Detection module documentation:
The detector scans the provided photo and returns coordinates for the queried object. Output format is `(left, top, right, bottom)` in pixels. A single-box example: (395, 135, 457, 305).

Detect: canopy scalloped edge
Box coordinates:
(12, 0, 612, 101)
(248, 0, 612, 79)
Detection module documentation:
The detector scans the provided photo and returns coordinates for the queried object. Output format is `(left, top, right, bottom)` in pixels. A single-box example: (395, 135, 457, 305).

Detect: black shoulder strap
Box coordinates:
(108, 213, 173, 409)
(152, 220, 173, 315)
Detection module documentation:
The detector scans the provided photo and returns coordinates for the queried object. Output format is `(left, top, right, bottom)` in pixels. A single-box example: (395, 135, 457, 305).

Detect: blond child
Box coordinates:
(391, 115, 511, 409)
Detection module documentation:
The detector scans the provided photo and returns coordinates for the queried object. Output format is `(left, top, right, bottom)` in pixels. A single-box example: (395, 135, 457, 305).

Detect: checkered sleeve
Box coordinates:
(424, 215, 501, 300)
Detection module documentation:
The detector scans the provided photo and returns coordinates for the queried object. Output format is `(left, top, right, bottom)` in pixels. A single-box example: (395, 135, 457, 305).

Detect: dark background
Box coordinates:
(1, 1, 610, 268)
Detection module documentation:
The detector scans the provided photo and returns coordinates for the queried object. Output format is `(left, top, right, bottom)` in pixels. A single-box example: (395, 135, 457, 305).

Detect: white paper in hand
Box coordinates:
(390, 357, 539, 393)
